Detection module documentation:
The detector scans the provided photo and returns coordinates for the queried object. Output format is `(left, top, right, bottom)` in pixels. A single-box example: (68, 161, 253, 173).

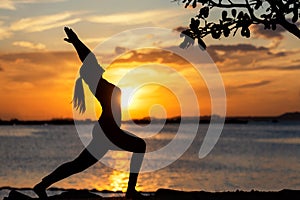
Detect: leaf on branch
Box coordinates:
(222, 11, 227, 21)
(192, 0, 197, 8)
(198, 6, 209, 19)
(179, 35, 195, 49)
(254, 0, 262, 9)
(292, 8, 299, 22)
(233, 27, 239, 37)
(241, 27, 250, 38)
(179, 30, 195, 49)
(197, 36, 206, 50)
(211, 24, 222, 39)
(198, 0, 208, 4)
(231, 9, 237, 18)
(272, 23, 276, 30)
(223, 25, 230, 37)
(237, 11, 244, 20)
(190, 18, 200, 33)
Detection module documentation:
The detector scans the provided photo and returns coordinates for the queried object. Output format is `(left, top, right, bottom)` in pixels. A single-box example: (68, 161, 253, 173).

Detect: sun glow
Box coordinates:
(121, 86, 147, 120)
(121, 87, 136, 109)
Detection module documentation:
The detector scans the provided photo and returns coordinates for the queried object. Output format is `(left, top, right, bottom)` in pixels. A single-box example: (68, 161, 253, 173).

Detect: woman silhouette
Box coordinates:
(33, 27, 146, 199)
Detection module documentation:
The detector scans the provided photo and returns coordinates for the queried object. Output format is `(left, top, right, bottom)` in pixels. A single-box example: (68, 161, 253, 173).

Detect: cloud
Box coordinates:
(115, 46, 128, 54)
(237, 80, 271, 89)
(100, 43, 299, 74)
(292, 59, 300, 63)
(10, 12, 81, 32)
(225, 80, 273, 97)
(173, 26, 188, 32)
(0, 21, 12, 40)
(204, 43, 300, 72)
(86, 9, 185, 25)
(0, 51, 78, 84)
(259, 64, 300, 71)
(0, 2, 77, 40)
(111, 48, 188, 66)
(0, 51, 75, 65)
(251, 24, 286, 40)
(0, 0, 67, 10)
(251, 24, 287, 48)
(207, 43, 269, 63)
(0, 0, 15, 10)
(13, 41, 46, 50)
(209, 44, 268, 52)
(84, 37, 106, 45)
(268, 51, 286, 57)
(2, 8, 189, 42)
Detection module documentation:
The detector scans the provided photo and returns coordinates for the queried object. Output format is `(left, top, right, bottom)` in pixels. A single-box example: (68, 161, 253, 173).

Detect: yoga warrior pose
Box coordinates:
(34, 27, 146, 199)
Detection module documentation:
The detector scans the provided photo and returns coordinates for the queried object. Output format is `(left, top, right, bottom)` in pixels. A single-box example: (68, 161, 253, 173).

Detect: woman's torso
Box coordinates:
(96, 78, 121, 127)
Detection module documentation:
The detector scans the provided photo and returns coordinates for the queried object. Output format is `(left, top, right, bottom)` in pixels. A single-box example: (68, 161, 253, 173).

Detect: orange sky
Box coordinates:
(0, 0, 299, 120)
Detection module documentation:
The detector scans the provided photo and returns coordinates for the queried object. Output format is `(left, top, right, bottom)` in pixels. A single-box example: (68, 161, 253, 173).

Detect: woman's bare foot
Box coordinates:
(33, 182, 47, 199)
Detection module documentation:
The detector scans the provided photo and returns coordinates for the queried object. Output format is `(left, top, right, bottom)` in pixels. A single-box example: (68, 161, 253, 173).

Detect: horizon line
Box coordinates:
(1, 111, 299, 122)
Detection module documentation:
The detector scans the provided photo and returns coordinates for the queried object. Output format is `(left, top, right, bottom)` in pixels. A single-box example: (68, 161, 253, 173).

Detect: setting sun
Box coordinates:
(121, 87, 136, 109)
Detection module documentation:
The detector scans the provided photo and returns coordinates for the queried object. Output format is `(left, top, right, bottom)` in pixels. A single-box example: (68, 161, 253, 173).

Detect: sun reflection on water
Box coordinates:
(91, 151, 143, 192)
(109, 170, 129, 192)
(90, 169, 144, 193)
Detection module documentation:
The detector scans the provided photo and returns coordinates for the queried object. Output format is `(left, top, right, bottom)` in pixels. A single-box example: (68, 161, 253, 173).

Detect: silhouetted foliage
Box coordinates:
(175, 0, 300, 50)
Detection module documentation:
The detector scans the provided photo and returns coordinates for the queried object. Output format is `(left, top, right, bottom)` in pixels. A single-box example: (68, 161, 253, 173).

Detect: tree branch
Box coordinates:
(177, 0, 300, 48)
(208, 0, 250, 8)
(265, 0, 300, 39)
(278, 19, 300, 39)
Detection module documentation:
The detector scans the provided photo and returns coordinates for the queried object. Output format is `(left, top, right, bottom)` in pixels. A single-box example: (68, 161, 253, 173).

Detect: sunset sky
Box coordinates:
(0, 0, 299, 120)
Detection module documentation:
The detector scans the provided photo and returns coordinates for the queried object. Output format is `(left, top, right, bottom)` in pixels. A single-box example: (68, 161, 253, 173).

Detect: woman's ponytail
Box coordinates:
(72, 77, 86, 114)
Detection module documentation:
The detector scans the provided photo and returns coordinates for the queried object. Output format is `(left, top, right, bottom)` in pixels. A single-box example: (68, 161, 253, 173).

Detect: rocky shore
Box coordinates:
(3, 188, 300, 200)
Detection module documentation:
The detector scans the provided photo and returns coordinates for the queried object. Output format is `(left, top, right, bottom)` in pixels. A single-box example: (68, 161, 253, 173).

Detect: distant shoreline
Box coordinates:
(0, 112, 299, 125)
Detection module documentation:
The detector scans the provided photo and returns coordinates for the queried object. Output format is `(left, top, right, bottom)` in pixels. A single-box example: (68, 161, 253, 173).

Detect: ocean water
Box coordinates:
(0, 122, 299, 198)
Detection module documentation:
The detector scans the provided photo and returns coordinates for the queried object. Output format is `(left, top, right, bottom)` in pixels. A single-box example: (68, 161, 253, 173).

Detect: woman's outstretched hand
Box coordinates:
(64, 27, 78, 43)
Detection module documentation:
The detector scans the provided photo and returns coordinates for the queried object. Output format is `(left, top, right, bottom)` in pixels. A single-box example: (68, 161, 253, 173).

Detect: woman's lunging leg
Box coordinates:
(34, 148, 104, 198)
(106, 129, 146, 197)
(126, 138, 146, 199)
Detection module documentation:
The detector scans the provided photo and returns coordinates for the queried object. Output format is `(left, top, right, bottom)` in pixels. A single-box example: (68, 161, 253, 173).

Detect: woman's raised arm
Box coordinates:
(64, 27, 104, 113)
(64, 27, 91, 63)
